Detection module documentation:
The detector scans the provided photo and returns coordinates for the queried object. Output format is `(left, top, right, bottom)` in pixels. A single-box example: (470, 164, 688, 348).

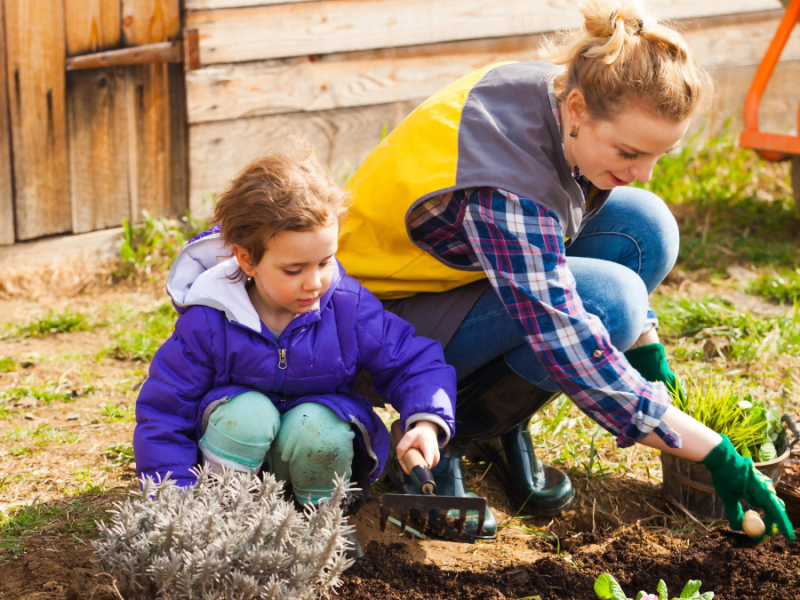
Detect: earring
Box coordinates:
(569, 125, 578, 138)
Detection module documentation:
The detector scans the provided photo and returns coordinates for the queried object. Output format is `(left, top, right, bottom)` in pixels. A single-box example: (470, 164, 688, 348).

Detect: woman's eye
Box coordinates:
(618, 150, 638, 161)
(283, 269, 301, 276)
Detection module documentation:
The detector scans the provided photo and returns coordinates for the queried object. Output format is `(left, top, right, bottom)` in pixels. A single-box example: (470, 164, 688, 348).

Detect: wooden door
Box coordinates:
(1, 0, 187, 243)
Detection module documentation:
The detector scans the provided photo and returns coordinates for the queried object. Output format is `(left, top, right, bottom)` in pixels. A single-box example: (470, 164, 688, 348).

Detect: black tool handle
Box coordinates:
(391, 420, 437, 495)
(782, 414, 800, 450)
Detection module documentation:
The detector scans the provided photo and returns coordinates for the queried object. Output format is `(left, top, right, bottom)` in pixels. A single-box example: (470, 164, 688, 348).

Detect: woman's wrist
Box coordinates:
(639, 405, 722, 461)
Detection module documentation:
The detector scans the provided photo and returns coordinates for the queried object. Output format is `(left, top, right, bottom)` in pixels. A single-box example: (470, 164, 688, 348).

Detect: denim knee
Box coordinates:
(199, 391, 281, 470)
(272, 403, 355, 503)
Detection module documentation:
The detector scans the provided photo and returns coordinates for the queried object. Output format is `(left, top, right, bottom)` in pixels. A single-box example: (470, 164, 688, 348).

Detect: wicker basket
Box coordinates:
(776, 450, 800, 524)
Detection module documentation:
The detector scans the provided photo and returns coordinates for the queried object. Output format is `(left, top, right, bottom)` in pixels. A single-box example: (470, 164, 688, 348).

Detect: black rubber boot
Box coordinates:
(344, 531, 364, 560)
(456, 357, 575, 517)
(385, 440, 497, 540)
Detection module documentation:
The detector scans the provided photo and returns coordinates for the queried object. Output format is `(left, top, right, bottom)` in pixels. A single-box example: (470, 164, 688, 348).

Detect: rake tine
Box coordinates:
(476, 509, 486, 536)
(419, 511, 430, 535)
(379, 506, 391, 532)
(453, 509, 468, 535)
(399, 510, 409, 535)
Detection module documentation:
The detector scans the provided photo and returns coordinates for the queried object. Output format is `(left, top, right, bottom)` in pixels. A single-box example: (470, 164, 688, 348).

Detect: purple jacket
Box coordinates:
(133, 229, 456, 486)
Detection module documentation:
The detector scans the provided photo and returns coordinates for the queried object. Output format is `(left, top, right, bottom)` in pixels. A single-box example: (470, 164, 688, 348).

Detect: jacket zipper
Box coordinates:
(278, 348, 287, 370)
(230, 321, 289, 392)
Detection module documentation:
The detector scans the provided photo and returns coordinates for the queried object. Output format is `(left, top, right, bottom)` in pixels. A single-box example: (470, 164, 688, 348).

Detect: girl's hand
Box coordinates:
(396, 421, 441, 474)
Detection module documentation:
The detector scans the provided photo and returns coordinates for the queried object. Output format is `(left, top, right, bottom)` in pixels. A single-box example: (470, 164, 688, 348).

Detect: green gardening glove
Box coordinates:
(624, 342, 685, 401)
(700, 435, 795, 541)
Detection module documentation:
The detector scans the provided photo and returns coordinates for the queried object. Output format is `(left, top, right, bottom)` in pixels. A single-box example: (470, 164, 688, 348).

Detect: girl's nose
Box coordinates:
(304, 270, 322, 291)
(631, 160, 656, 184)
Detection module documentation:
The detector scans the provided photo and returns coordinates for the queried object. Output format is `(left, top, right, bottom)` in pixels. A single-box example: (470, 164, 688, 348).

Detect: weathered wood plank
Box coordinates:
(5, 0, 70, 240)
(64, 0, 122, 56)
(186, 12, 799, 124)
(186, 0, 783, 64)
(67, 68, 131, 234)
(188, 58, 800, 219)
(186, 0, 315, 9)
(122, 0, 181, 46)
(122, 0, 187, 221)
(0, 0, 15, 245)
(188, 100, 418, 217)
(65, 1, 129, 235)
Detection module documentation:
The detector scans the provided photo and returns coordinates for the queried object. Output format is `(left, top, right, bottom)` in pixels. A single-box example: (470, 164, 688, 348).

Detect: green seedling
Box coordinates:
(104, 442, 135, 467)
(594, 573, 713, 600)
(0, 357, 16, 372)
(100, 401, 134, 422)
(4, 308, 93, 339)
(101, 302, 177, 362)
(747, 268, 800, 304)
(4, 424, 79, 446)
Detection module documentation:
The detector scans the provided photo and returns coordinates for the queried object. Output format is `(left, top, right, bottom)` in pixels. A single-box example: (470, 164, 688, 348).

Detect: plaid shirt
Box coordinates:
(405, 81, 680, 449)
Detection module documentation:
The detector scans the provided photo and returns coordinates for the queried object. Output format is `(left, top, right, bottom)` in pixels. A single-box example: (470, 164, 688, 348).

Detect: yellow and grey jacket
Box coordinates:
(338, 61, 591, 299)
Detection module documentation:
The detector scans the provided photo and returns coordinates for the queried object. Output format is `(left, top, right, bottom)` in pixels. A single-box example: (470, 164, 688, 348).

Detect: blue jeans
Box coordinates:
(443, 187, 679, 391)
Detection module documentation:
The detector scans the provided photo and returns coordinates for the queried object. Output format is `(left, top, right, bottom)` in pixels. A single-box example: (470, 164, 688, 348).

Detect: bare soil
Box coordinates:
(3, 276, 800, 600)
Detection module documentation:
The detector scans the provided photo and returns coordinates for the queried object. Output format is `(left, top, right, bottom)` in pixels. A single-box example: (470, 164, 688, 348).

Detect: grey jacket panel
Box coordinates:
(456, 62, 609, 239)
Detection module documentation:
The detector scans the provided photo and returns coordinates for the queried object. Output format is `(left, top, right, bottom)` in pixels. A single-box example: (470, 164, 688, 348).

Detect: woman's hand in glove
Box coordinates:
(700, 435, 795, 542)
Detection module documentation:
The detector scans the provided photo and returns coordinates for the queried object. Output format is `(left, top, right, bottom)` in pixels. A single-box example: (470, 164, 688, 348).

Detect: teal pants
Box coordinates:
(199, 391, 355, 504)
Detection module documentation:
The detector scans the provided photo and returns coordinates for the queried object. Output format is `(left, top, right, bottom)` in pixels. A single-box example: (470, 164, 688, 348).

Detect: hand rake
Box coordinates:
(379, 421, 488, 542)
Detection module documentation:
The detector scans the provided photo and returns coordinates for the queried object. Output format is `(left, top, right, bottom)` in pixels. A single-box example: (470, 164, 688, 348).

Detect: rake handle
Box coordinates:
(391, 420, 437, 495)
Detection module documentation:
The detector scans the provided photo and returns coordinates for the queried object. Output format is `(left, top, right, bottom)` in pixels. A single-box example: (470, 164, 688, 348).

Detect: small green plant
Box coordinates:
(5, 308, 93, 339)
(115, 212, 209, 280)
(0, 357, 16, 372)
(99, 401, 134, 422)
(71, 467, 107, 494)
(673, 377, 785, 461)
(101, 302, 177, 362)
(0, 384, 76, 406)
(4, 424, 79, 446)
(747, 268, 800, 304)
(594, 573, 713, 600)
(104, 441, 135, 467)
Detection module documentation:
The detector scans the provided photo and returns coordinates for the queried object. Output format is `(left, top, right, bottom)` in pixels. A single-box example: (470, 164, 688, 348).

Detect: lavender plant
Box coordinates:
(93, 466, 354, 600)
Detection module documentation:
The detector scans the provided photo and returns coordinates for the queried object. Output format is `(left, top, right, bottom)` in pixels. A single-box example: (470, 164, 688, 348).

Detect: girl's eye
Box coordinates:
(617, 150, 638, 161)
(320, 260, 332, 267)
(283, 269, 302, 276)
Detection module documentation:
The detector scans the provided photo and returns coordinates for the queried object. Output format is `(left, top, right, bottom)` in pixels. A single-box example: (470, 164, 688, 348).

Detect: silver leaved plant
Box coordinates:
(93, 466, 354, 600)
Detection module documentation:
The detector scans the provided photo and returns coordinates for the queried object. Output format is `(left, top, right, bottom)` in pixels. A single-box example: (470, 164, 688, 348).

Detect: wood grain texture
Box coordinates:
(186, 0, 783, 64)
(127, 63, 187, 221)
(0, 0, 14, 244)
(122, 0, 181, 46)
(65, 0, 122, 56)
(186, 0, 315, 8)
(186, 13, 800, 124)
(67, 68, 130, 234)
(188, 100, 417, 217)
(5, 0, 70, 240)
(122, 0, 187, 221)
(188, 58, 800, 219)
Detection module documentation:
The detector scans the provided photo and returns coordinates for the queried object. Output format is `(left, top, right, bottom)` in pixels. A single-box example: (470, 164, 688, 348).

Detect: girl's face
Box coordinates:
(563, 90, 690, 190)
(233, 219, 339, 317)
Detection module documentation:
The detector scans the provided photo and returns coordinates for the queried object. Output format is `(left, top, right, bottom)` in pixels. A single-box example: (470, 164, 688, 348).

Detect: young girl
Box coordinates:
(133, 146, 456, 557)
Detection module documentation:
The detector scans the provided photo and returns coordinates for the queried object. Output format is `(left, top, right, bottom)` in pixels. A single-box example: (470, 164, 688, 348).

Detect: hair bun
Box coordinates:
(581, 0, 645, 40)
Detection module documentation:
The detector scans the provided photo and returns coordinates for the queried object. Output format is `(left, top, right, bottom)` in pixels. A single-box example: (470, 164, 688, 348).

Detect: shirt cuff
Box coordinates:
(616, 382, 682, 449)
(405, 413, 452, 448)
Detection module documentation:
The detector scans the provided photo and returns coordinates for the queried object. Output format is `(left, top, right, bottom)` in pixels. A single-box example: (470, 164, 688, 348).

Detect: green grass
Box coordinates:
(0, 357, 16, 372)
(638, 132, 798, 272)
(103, 441, 135, 467)
(4, 424, 79, 445)
(3, 308, 95, 339)
(101, 302, 177, 362)
(99, 401, 134, 422)
(652, 294, 800, 364)
(115, 211, 209, 280)
(0, 384, 76, 407)
(0, 497, 108, 560)
(747, 269, 800, 304)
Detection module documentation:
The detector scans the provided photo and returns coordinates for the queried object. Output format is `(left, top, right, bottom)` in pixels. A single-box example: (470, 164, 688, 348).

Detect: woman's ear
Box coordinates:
(565, 88, 589, 127)
(230, 244, 255, 276)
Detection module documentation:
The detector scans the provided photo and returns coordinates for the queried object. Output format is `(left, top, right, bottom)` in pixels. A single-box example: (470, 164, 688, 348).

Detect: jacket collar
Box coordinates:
(167, 230, 344, 334)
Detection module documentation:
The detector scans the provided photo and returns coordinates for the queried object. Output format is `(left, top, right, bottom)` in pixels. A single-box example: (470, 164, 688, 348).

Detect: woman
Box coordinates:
(338, 0, 795, 541)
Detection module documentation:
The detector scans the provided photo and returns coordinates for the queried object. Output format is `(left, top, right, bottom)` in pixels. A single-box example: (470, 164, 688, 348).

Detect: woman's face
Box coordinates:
(564, 90, 690, 190)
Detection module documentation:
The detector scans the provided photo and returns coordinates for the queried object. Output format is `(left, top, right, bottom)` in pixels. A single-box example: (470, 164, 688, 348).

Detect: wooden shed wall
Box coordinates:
(0, 0, 187, 245)
(185, 0, 800, 218)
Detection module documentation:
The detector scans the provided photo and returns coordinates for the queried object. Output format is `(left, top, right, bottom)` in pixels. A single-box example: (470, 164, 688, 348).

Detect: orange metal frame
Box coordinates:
(738, 0, 800, 162)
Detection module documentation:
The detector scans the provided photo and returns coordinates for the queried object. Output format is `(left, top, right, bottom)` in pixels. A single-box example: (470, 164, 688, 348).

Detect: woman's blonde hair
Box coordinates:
(542, 0, 713, 122)
(212, 142, 349, 277)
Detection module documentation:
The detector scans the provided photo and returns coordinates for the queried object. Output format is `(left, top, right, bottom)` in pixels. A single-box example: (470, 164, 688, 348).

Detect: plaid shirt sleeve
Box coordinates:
(462, 188, 681, 449)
